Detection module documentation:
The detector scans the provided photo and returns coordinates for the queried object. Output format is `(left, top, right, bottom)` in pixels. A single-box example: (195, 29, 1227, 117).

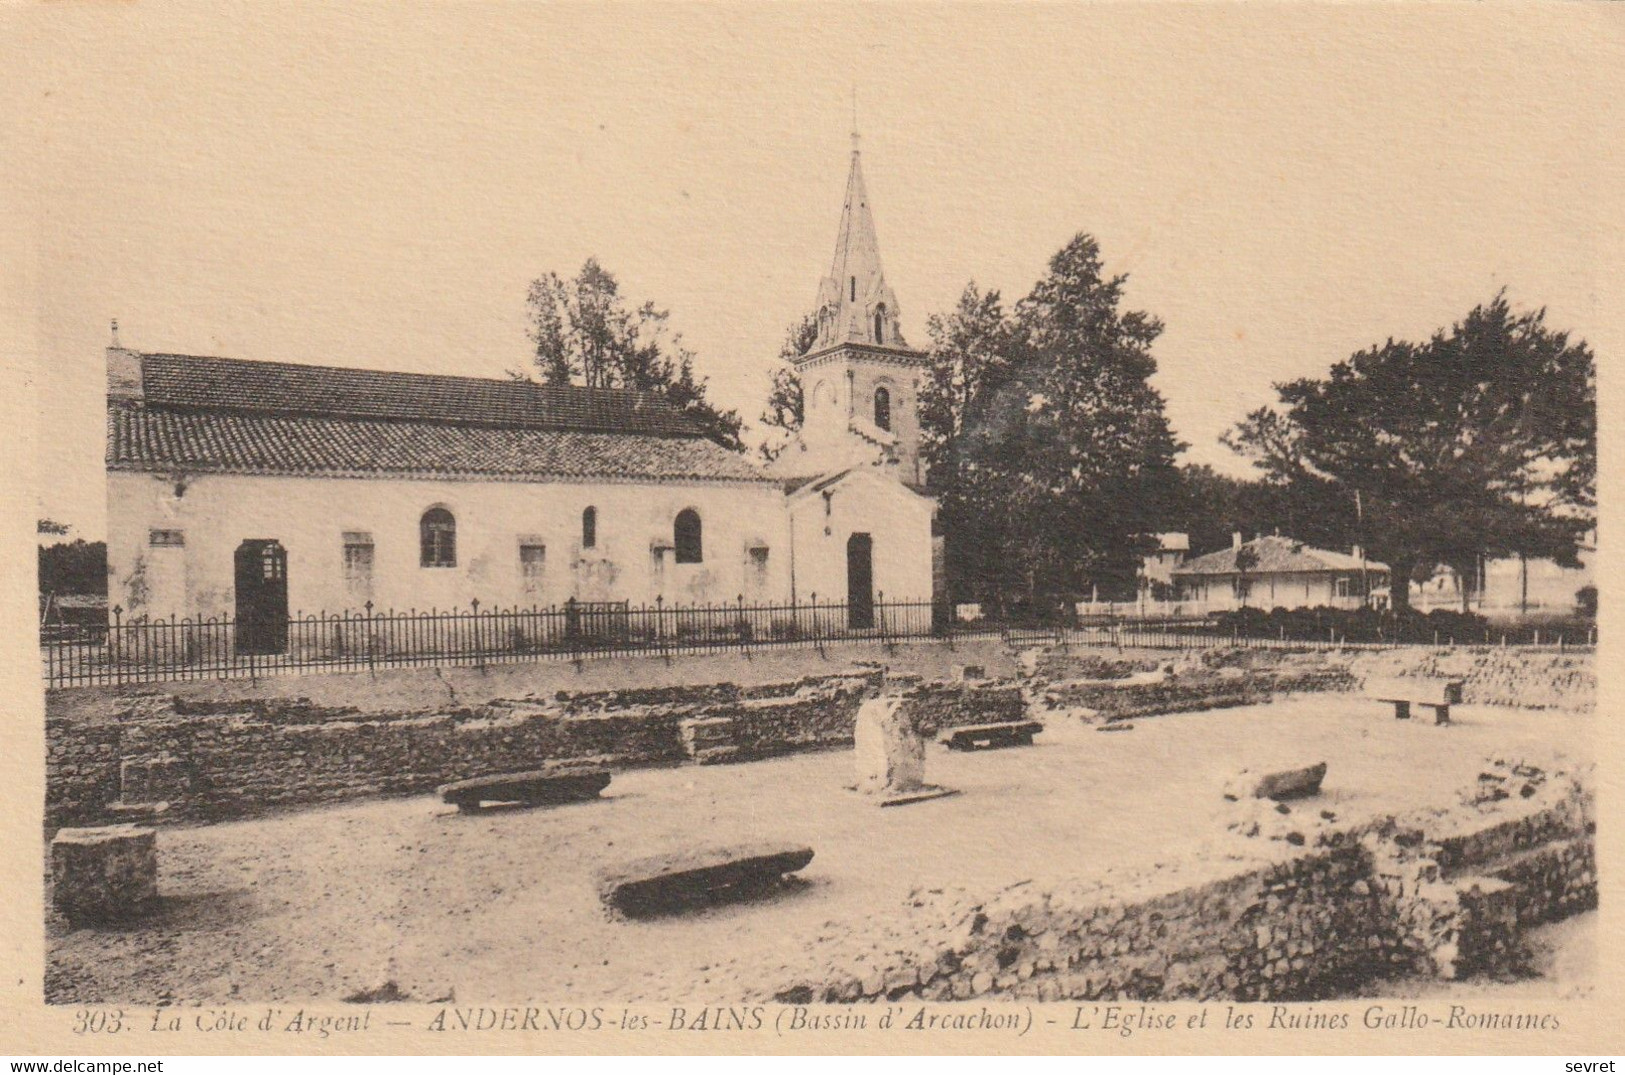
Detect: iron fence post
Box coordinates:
(812, 592, 825, 659)
(111, 605, 124, 688)
(656, 595, 667, 661)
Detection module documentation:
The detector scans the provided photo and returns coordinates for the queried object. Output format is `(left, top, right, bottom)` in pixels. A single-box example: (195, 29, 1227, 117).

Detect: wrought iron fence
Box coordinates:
(42, 594, 942, 687)
(41, 595, 1596, 688)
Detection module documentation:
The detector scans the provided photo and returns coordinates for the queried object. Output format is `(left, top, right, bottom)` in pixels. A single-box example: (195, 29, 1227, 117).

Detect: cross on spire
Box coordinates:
(851, 83, 859, 153)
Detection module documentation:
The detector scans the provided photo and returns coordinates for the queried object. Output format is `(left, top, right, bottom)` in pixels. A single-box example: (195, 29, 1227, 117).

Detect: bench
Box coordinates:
(438, 768, 611, 814)
(596, 842, 814, 917)
(1366, 677, 1464, 725)
(939, 720, 1043, 751)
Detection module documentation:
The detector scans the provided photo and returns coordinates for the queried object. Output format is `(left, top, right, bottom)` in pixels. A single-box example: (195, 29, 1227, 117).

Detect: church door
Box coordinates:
(235, 539, 289, 655)
(846, 533, 874, 629)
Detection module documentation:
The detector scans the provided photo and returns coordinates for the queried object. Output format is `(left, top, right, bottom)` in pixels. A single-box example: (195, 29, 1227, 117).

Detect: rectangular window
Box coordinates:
(519, 541, 546, 594)
(149, 529, 185, 547)
(1335, 577, 1352, 598)
(343, 531, 374, 601)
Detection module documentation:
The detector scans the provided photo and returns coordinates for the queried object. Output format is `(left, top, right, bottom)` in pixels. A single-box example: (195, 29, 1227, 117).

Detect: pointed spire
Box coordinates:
(811, 133, 905, 351)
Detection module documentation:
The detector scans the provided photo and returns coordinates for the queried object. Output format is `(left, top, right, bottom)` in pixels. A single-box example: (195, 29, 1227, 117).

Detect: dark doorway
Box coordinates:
(234, 539, 289, 655)
(846, 532, 874, 629)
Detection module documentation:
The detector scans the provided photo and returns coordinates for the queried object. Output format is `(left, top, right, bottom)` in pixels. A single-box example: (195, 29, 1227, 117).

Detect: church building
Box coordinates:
(102, 139, 937, 642)
(770, 133, 938, 618)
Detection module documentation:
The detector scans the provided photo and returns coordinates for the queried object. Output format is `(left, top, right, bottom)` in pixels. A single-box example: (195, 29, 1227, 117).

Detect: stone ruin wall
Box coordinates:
(49, 640, 1592, 828)
(770, 770, 1596, 1005)
(1345, 647, 1594, 711)
(1028, 644, 1593, 722)
(47, 671, 1025, 827)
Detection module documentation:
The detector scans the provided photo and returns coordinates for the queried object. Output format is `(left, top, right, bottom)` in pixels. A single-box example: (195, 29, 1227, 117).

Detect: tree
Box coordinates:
(1172, 464, 1354, 557)
(1577, 584, 1598, 619)
(522, 259, 744, 449)
(925, 236, 1184, 611)
(756, 313, 818, 462)
(39, 539, 107, 596)
(919, 283, 1021, 602)
(1233, 544, 1258, 610)
(919, 284, 1017, 481)
(1225, 294, 1596, 613)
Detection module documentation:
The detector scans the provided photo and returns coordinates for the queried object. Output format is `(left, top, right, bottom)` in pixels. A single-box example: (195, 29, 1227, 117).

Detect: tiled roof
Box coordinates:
(109, 351, 771, 483)
(1173, 535, 1388, 577)
(139, 353, 703, 437)
(108, 404, 770, 484)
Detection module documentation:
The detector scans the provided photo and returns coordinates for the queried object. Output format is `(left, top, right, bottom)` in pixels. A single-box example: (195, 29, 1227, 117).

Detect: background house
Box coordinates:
(1138, 532, 1190, 599)
(1172, 534, 1387, 612)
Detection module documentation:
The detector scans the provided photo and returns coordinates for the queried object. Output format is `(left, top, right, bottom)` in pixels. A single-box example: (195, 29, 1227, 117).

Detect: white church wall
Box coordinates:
(107, 470, 792, 621)
(788, 471, 934, 611)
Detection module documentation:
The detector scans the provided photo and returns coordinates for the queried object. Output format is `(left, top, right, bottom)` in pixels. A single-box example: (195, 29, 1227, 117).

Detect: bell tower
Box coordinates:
(789, 133, 930, 486)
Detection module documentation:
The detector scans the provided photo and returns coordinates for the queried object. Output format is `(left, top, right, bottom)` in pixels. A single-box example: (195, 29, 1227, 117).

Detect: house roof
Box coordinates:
(1173, 535, 1388, 577)
(110, 353, 772, 484)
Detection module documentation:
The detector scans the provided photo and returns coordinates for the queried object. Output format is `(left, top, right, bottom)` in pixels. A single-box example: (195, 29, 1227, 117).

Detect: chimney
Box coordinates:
(106, 319, 143, 400)
(1231, 531, 1243, 550)
(1352, 544, 1364, 562)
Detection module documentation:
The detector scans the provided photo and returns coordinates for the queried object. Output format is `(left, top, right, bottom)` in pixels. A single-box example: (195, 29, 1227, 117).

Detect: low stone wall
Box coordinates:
(46, 671, 1024, 827)
(769, 765, 1595, 1004)
(1031, 648, 1356, 723)
(47, 636, 1020, 726)
(1347, 648, 1595, 711)
(1024, 643, 1590, 722)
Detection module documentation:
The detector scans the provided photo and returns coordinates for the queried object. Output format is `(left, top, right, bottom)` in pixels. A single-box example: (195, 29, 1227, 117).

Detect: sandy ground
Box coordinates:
(47, 696, 1593, 1004)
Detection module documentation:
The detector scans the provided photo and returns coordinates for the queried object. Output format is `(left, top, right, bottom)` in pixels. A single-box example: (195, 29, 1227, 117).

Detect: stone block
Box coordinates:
(438, 768, 611, 813)
(678, 716, 740, 765)
(1226, 763, 1328, 802)
(940, 720, 1042, 751)
(854, 696, 925, 796)
(50, 825, 158, 925)
(596, 842, 814, 918)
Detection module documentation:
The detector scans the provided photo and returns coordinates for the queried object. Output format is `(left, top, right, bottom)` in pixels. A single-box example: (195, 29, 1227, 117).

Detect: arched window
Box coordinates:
(420, 507, 456, 568)
(582, 506, 597, 549)
(674, 509, 703, 564)
(873, 386, 892, 431)
(874, 306, 886, 343)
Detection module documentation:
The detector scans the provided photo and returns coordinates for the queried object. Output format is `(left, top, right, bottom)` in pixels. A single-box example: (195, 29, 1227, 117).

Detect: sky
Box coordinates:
(11, 3, 1615, 541)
